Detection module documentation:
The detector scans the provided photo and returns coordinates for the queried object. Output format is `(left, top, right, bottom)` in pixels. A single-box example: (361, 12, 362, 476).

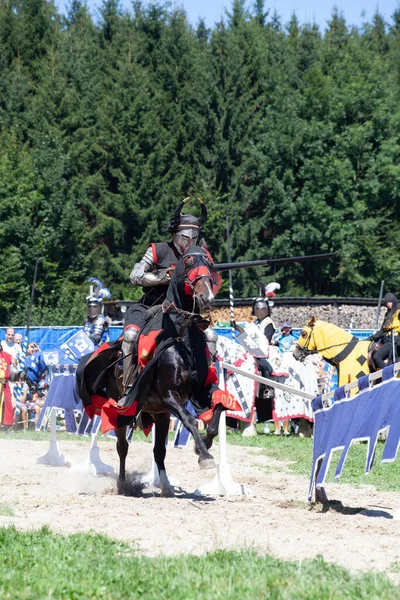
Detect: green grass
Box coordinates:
(0, 504, 14, 517)
(0, 429, 152, 443)
(224, 427, 400, 493)
(0, 526, 397, 599)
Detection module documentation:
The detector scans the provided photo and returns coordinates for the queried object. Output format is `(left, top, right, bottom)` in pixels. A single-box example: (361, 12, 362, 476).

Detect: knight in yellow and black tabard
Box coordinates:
(369, 293, 400, 368)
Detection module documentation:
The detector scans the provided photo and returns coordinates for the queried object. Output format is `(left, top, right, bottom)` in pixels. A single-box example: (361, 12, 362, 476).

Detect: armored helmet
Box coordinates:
(251, 281, 281, 321)
(167, 197, 207, 253)
(86, 277, 111, 319)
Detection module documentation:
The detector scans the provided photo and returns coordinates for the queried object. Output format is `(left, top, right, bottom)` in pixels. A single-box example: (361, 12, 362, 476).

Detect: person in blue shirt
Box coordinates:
(24, 343, 48, 390)
(273, 322, 296, 354)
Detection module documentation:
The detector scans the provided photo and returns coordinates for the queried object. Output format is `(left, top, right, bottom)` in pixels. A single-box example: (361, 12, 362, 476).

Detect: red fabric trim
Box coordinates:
(138, 329, 161, 368)
(199, 389, 242, 424)
(142, 423, 153, 437)
(204, 363, 218, 386)
(84, 394, 108, 419)
(212, 389, 242, 412)
(0, 352, 11, 379)
(100, 398, 141, 434)
(183, 281, 194, 296)
(271, 370, 289, 378)
(117, 399, 139, 417)
(198, 408, 213, 424)
(84, 405, 95, 419)
(150, 243, 158, 263)
(1, 383, 13, 426)
(92, 394, 108, 409)
(234, 357, 245, 368)
(187, 265, 210, 282)
(124, 323, 140, 332)
(100, 399, 118, 433)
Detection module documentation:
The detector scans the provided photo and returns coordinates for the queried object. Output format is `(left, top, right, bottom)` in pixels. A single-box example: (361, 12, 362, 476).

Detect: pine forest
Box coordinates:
(1, 0, 400, 325)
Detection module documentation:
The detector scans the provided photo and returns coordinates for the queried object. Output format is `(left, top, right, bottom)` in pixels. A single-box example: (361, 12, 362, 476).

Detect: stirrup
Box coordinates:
(122, 359, 138, 391)
(118, 393, 130, 408)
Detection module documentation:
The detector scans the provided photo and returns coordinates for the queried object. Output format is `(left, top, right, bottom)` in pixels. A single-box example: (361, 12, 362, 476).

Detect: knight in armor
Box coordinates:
(252, 282, 280, 343)
(122, 197, 217, 390)
(251, 282, 281, 377)
(369, 293, 400, 369)
(84, 278, 111, 347)
(251, 282, 281, 430)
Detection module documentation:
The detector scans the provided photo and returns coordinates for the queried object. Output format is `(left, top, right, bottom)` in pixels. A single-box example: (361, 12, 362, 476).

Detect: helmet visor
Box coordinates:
(173, 227, 199, 252)
(88, 303, 101, 318)
(253, 301, 269, 320)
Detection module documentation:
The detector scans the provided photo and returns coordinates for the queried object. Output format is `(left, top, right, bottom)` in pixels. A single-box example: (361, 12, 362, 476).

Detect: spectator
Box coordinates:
(26, 342, 40, 356)
(25, 343, 47, 391)
(2, 328, 22, 381)
(273, 323, 296, 354)
(14, 333, 23, 350)
(0, 342, 13, 432)
(14, 371, 41, 430)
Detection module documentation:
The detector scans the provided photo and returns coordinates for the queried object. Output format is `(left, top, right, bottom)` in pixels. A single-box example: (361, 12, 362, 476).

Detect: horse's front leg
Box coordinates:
(164, 392, 215, 469)
(200, 404, 224, 450)
(153, 414, 175, 497)
(115, 426, 128, 493)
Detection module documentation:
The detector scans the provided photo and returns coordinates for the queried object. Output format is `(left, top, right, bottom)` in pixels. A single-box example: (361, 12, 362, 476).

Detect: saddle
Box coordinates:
(367, 341, 381, 371)
(368, 340, 400, 371)
(143, 304, 162, 321)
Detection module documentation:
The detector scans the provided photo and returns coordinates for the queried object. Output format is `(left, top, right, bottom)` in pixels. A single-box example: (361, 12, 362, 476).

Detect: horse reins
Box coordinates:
(296, 328, 362, 364)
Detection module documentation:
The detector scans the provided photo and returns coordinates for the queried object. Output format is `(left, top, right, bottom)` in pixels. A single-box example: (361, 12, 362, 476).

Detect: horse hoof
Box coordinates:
(160, 486, 175, 498)
(117, 478, 127, 495)
(199, 457, 215, 470)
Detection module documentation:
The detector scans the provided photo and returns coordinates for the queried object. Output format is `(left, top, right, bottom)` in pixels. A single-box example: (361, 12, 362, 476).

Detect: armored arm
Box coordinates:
(263, 323, 275, 343)
(130, 247, 172, 287)
(89, 316, 106, 345)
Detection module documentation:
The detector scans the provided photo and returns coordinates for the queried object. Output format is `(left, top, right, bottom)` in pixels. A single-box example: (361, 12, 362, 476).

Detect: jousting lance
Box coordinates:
(213, 252, 339, 272)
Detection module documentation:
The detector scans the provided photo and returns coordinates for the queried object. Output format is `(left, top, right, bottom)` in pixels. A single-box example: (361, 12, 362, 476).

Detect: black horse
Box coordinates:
(77, 246, 232, 496)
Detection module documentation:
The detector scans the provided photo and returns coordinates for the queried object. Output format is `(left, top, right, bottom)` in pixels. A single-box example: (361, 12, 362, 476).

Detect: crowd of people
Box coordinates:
(0, 330, 46, 433)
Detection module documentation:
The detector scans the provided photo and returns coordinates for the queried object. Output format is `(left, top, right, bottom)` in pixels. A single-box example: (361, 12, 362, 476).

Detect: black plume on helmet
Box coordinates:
(167, 197, 207, 233)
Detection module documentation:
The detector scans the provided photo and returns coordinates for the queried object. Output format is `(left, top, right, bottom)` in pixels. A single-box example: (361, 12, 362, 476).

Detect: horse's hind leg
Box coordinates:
(163, 392, 215, 469)
(153, 415, 174, 497)
(115, 426, 128, 493)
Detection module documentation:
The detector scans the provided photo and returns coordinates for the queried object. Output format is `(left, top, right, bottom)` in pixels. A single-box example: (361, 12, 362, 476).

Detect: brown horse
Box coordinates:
(77, 247, 230, 496)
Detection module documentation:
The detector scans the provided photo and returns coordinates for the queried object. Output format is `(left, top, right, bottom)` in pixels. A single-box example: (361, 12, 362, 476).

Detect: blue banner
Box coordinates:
(0, 326, 373, 350)
(0, 326, 123, 351)
(309, 364, 400, 500)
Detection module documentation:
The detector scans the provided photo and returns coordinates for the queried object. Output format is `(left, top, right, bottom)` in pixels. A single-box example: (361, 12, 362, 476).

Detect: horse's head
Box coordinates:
(181, 247, 222, 313)
(292, 316, 317, 362)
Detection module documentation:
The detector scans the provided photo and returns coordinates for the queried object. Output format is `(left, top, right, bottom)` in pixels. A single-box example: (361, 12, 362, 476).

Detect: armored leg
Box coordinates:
(122, 326, 139, 390)
(204, 327, 218, 361)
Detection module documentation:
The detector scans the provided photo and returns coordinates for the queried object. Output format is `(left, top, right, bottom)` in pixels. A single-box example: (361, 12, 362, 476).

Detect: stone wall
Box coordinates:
(210, 304, 385, 330)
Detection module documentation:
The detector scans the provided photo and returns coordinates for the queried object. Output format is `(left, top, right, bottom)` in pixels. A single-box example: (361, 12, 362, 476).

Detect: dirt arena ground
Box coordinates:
(1, 437, 400, 581)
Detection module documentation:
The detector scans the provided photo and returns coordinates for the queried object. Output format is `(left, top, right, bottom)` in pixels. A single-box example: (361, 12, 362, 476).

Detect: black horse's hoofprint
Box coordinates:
(76, 246, 240, 496)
